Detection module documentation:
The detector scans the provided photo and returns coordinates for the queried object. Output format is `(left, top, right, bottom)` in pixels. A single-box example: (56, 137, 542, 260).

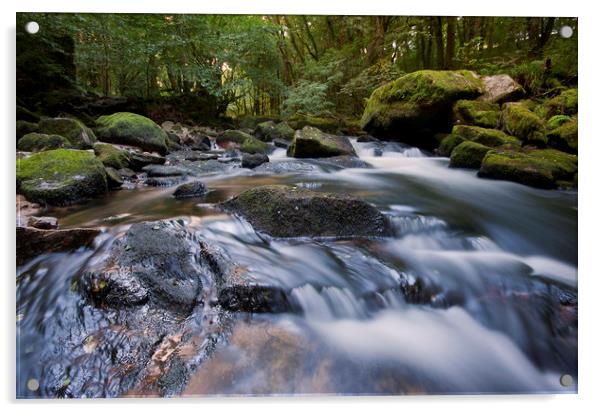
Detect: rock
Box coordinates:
(313, 155, 372, 169)
(16, 194, 40, 227)
(17, 133, 70, 152)
(16, 120, 39, 141)
(543, 88, 578, 118)
(128, 151, 166, 171)
(16, 226, 101, 265)
(360, 70, 483, 146)
(356, 135, 381, 143)
(501, 102, 547, 146)
(287, 115, 342, 134)
(146, 176, 186, 187)
(37, 117, 96, 149)
(453, 100, 500, 128)
(216, 130, 253, 145)
(449, 141, 492, 169)
(161, 120, 175, 132)
(218, 285, 292, 313)
(437, 125, 519, 156)
(221, 185, 390, 238)
(241, 153, 269, 169)
(93, 142, 130, 169)
(16, 149, 108, 206)
(478, 148, 577, 189)
(95, 112, 168, 154)
(173, 181, 207, 198)
(105, 167, 124, 189)
(273, 138, 290, 148)
(547, 115, 572, 130)
(479, 74, 525, 104)
(28, 216, 58, 230)
(254, 121, 295, 141)
(142, 164, 186, 177)
(287, 126, 357, 158)
(240, 136, 270, 154)
(437, 133, 467, 157)
(547, 117, 577, 154)
(117, 168, 137, 179)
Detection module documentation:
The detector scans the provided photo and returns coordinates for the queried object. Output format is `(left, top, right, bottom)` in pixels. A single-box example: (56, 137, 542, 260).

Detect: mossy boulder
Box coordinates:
(547, 117, 578, 154)
(217, 129, 254, 145)
(479, 74, 525, 104)
(437, 133, 466, 157)
(543, 88, 578, 118)
(547, 115, 572, 130)
(95, 112, 168, 154)
(453, 100, 500, 128)
(437, 125, 519, 156)
(241, 136, 270, 154)
(360, 70, 483, 146)
(287, 115, 341, 134)
(16, 120, 39, 141)
(287, 126, 356, 158)
(38, 117, 97, 149)
(17, 133, 70, 152)
(478, 148, 577, 189)
(221, 185, 390, 238)
(449, 141, 492, 169)
(255, 121, 295, 141)
(93, 143, 130, 169)
(16, 149, 108, 206)
(501, 102, 547, 146)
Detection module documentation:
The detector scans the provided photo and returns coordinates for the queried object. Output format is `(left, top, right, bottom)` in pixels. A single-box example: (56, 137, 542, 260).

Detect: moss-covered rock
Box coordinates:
(543, 88, 578, 118)
(221, 185, 390, 238)
(437, 133, 466, 157)
(16, 120, 39, 141)
(547, 115, 572, 130)
(478, 148, 577, 189)
(451, 125, 520, 147)
(105, 166, 124, 189)
(449, 141, 493, 169)
(479, 74, 525, 104)
(287, 115, 341, 134)
(287, 126, 357, 158)
(255, 121, 295, 141)
(38, 117, 97, 149)
(16, 149, 108, 206)
(17, 133, 70, 152)
(360, 70, 483, 145)
(241, 136, 270, 154)
(93, 143, 130, 169)
(217, 129, 254, 145)
(501, 102, 547, 146)
(95, 112, 168, 154)
(453, 100, 500, 128)
(547, 117, 578, 154)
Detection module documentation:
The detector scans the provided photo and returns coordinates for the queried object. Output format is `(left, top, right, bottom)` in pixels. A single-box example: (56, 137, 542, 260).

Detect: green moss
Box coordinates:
(287, 126, 356, 158)
(450, 141, 493, 169)
(218, 130, 254, 144)
(451, 125, 520, 148)
(546, 117, 578, 154)
(16, 149, 108, 206)
(38, 117, 97, 149)
(241, 136, 270, 154)
(544, 88, 578, 118)
(501, 102, 547, 146)
(17, 133, 70, 152)
(547, 115, 572, 130)
(96, 112, 168, 154)
(16, 120, 39, 141)
(274, 122, 295, 140)
(453, 100, 500, 128)
(255, 121, 295, 141)
(437, 133, 466, 157)
(287, 115, 341, 134)
(94, 143, 131, 169)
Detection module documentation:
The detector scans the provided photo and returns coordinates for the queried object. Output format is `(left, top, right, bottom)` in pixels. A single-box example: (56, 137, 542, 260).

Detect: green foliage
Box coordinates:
(282, 80, 334, 117)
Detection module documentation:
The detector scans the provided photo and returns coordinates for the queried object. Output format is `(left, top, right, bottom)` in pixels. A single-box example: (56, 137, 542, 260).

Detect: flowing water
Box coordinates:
(16, 139, 578, 397)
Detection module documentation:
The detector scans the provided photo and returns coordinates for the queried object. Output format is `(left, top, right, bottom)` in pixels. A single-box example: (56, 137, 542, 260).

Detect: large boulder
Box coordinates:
(478, 148, 577, 189)
(17, 133, 70, 152)
(449, 141, 492, 169)
(241, 153, 269, 169)
(287, 126, 356, 158)
(543, 88, 578, 118)
(240, 136, 270, 154)
(37, 117, 96, 149)
(547, 117, 578, 154)
(254, 121, 295, 141)
(17, 226, 101, 265)
(173, 181, 207, 198)
(95, 112, 168, 154)
(16, 149, 108, 206)
(216, 130, 253, 145)
(501, 102, 547, 146)
(453, 100, 500, 129)
(437, 125, 519, 156)
(93, 142, 131, 169)
(478, 74, 525, 104)
(221, 185, 390, 238)
(360, 70, 483, 147)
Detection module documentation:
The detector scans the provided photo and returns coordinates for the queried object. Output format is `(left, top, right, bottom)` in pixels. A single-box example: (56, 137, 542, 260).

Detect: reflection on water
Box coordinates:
(17, 139, 577, 397)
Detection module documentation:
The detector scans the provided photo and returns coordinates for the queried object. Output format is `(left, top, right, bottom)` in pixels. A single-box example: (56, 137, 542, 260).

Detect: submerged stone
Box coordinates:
(173, 181, 207, 198)
(17, 226, 101, 265)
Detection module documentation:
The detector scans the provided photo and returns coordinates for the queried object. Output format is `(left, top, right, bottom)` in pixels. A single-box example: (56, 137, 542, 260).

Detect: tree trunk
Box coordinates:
(445, 17, 456, 69)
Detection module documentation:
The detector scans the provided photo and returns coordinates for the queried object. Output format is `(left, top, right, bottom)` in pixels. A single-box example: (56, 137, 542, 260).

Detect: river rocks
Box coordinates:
(128, 151, 166, 170)
(437, 125, 519, 156)
(16, 226, 101, 265)
(478, 148, 577, 189)
(357, 135, 381, 143)
(217, 129, 252, 145)
(105, 167, 124, 189)
(173, 181, 207, 198)
(547, 117, 577, 154)
(287, 126, 357, 158)
(360, 70, 483, 146)
(241, 153, 269, 169)
(449, 141, 492, 169)
(95, 112, 168, 154)
(28, 216, 58, 230)
(479, 74, 525, 104)
(37, 117, 97, 149)
(287, 115, 342, 134)
(142, 164, 187, 186)
(17, 133, 70, 152)
(222, 185, 390, 238)
(16, 120, 39, 141)
(254, 121, 295, 141)
(218, 285, 292, 313)
(16, 149, 108, 206)
(543, 88, 578, 118)
(453, 100, 500, 129)
(93, 142, 130, 169)
(240, 136, 269, 154)
(501, 102, 547, 146)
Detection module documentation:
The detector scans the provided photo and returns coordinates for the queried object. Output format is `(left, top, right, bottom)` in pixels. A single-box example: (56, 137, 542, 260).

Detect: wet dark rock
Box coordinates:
(168, 150, 219, 162)
(273, 138, 291, 149)
(356, 135, 381, 143)
(287, 126, 357, 158)
(28, 216, 58, 230)
(145, 176, 186, 187)
(105, 167, 124, 189)
(173, 181, 207, 199)
(16, 226, 101, 265)
(128, 152, 166, 171)
(142, 164, 186, 177)
(117, 168, 137, 179)
(221, 185, 390, 238)
(252, 160, 318, 174)
(218, 285, 292, 313)
(241, 153, 269, 169)
(313, 155, 372, 169)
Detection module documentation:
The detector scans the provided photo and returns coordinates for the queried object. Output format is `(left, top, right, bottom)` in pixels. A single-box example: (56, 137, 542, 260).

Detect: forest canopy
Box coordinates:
(17, 14, 577, 120)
